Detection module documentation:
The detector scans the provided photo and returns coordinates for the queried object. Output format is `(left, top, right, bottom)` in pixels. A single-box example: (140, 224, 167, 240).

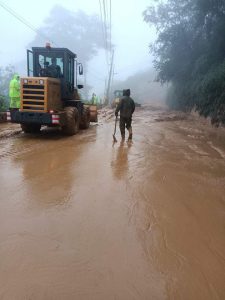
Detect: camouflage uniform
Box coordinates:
(115, 89, 135, 140)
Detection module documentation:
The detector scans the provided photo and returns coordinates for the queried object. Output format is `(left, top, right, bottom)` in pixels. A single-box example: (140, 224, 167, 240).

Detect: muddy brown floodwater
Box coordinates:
(0, 107, 225, 300)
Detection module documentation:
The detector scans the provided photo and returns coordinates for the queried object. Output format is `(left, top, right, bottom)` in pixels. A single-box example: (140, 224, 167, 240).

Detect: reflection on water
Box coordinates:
(10, 128, 97, 210)
(111, 140, 132, 180)
(21, 151, 75, 209)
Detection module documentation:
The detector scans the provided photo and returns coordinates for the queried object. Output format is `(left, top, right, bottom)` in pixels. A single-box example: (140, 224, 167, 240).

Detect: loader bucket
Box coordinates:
(84, 104, 98, 122)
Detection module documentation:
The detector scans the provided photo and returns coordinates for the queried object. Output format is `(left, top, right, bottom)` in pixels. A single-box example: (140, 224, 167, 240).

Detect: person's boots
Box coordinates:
(128, 127, 132, 140)
(121, 133, 125, 140)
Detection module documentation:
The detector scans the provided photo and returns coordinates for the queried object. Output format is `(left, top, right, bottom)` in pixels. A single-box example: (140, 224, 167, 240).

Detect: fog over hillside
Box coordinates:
(111, 68, 168, 105)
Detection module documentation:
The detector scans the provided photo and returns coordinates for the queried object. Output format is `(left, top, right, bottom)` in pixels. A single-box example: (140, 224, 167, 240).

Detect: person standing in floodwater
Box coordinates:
(115, 89, 135, 140)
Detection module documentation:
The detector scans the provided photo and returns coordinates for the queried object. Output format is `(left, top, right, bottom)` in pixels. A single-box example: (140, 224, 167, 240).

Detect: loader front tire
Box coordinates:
(62, 107, 79, 136)
(80, 107, 90, 129)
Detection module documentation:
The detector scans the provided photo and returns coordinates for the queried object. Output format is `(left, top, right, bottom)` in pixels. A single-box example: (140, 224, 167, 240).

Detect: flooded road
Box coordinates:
(0, 108, 225, 299)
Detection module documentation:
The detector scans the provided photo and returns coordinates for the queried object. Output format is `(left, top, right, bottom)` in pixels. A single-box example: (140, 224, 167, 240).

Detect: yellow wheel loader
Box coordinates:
(7, 44, 97, 135)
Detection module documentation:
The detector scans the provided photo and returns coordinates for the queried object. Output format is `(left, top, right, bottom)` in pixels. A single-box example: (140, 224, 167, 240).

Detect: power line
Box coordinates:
(98, 0, 115, 99)
(99, 0, 108, 65)
(109, 0, 112, 54)
(102, 0, 108, 49)
(0, 1, 58, 46)
(102, 0, 110, 67)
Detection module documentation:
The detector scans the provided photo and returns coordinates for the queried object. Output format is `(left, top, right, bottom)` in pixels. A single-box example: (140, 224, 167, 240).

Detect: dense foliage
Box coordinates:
(30, 5, 109, 63)
(0, 65, 15, 112)
(143, 0, 225, 125)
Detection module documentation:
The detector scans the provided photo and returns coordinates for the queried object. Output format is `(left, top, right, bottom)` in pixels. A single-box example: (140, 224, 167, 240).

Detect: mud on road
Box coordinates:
(0, 108, 225, 299)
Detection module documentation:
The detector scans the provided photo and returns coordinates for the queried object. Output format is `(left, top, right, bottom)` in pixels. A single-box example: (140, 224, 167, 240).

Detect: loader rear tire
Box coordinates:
(80, 107, 90, 129)
(62, 107, 79, 136)
(21, 123, 41, 133)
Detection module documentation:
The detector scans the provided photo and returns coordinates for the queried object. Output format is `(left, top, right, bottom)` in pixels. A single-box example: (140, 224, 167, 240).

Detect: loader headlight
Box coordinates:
(39, 79, 44, 85)
(23, 79, 28, 84)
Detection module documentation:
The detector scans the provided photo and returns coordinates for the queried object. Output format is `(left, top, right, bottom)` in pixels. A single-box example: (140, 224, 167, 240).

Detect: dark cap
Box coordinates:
(123, 89, 130, 96)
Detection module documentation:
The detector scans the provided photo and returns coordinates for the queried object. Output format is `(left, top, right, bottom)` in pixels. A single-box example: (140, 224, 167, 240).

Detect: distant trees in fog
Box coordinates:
(30, 5, 110, 64)
(0, 65, 15, 111)
(111, 68, 168, 105)
(144, 0, 225, 125)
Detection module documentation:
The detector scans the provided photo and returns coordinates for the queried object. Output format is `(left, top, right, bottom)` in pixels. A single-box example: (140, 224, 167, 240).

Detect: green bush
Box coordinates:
(0, 65, 15, 111)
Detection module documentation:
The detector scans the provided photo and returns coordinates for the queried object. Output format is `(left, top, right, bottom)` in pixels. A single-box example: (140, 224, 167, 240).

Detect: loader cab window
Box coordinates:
(37, 54, 64, 78)
(38, 55, 45, 74)
(67, 56, 74, 91)
(27, 50, 34, 76)
(114, 90, 123, 98)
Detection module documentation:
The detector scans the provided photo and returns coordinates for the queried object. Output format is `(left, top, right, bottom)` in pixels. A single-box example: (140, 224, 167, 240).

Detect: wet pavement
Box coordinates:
(0, 108, 225, 299)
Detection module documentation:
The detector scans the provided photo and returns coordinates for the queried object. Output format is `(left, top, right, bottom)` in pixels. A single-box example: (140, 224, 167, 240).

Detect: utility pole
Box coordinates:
(105, 49, 114, 106)
(84, 72, 88, 100)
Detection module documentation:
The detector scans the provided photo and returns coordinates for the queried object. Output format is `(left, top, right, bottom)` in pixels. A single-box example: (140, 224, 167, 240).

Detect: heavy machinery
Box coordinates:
(7, 44, 97, 135)
(111, 89, 141, 108)
(111, 90, 123, 108)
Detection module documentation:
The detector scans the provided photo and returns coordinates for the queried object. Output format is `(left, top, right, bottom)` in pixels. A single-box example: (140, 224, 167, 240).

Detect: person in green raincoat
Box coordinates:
(91, 93, 98, 105)
(9, 74, 20, 109)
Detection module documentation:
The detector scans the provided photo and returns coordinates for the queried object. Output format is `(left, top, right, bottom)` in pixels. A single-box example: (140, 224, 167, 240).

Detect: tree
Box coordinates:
(143, 0, 225, 125)
(30, 5, 109, 64)
(0, 65, 15, 111)
(30, 5, 110, 99)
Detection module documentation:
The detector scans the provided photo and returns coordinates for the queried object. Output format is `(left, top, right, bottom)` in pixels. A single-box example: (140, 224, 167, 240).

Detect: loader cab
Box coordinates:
(114, 90, 123, 98)
(27, 46, 83, 100)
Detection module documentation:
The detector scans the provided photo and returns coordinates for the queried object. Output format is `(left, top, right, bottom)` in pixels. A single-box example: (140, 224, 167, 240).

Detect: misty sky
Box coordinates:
(0, 0, 155, 95)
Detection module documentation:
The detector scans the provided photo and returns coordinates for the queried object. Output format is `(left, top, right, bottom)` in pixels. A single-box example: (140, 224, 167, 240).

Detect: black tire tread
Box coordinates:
(80, 107, 90, 129)
(62, 107, 79, 135)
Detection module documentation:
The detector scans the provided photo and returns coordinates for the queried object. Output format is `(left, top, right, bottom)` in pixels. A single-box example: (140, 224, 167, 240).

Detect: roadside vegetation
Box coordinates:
(0, 65, 14, 112)
(144, 0, 225, 125)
